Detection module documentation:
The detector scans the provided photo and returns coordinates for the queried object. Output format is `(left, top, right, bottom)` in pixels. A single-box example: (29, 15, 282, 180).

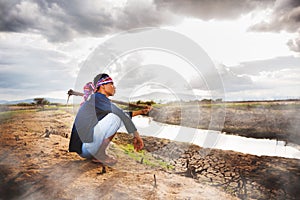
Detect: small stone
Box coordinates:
(224, 172, 231, 177)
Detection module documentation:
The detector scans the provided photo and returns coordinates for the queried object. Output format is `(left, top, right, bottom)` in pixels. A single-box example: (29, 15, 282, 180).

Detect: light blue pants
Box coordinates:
(80, 113, 122, 159)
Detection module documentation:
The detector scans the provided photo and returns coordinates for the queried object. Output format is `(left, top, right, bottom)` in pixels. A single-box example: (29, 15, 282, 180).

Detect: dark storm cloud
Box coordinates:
(114, 0, 178, 31)
(250, 0, 300, 32)
(249, 0, 300, 52)
(153, 0, 274, 20)
(0, 0, 276, 43)
(0, 0, 30, 32)
(0, 0, 176, 42)
(1, 0, 298, 101)
(152, 0, 300, 53)
(0, 0, 115, 42)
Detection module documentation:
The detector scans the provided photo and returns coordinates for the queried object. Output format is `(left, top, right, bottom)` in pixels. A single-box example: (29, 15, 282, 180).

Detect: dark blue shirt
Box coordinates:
(69, 92, 137, 154)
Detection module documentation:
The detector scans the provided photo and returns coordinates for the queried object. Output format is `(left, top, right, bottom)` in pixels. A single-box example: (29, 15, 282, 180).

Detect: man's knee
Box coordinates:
(105, 113, 122, 128)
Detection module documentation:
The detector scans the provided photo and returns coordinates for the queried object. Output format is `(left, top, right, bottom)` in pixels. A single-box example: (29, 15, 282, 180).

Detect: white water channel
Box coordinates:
(119, 116, 300, 160)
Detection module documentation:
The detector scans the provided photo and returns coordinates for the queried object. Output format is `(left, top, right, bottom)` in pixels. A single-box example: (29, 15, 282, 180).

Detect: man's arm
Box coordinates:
(111, 105, 144, 151)
(111, 103, 138, 133)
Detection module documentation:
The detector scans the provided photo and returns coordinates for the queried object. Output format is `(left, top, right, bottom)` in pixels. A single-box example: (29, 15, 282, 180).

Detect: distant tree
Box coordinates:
(201, 98, 212, 103)
(33, 98, 50, 109)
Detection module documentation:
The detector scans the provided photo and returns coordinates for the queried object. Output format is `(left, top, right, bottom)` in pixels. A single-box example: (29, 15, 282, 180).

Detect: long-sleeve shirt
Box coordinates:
(69, 92, 137, 154)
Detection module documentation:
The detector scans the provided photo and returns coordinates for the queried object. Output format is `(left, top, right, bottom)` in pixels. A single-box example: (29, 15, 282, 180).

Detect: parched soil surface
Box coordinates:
(141, 136, 300, 200)
(0, 108, 237, 200)
(1, 107, 299, 199)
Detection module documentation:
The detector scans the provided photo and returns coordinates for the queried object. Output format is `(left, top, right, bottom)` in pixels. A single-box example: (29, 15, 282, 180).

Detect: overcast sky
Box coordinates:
(0, 0, 299, 102)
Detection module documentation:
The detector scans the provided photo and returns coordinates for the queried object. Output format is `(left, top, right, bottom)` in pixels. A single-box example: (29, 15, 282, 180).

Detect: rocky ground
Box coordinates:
(0, 106, 299, 200)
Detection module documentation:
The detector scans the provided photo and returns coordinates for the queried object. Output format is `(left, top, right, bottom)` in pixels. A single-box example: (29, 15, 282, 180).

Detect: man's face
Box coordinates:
(102, 82, 116, 96)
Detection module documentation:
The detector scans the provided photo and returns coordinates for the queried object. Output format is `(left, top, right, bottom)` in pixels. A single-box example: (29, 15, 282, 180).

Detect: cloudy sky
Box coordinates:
(0, 0, 299, 102)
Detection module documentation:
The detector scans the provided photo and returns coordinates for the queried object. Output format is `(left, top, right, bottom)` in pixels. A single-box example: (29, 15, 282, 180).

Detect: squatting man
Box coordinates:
(69, 73, 151, 166)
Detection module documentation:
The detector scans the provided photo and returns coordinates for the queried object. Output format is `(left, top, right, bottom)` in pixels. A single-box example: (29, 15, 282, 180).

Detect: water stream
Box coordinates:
(119, 116, 300, 160)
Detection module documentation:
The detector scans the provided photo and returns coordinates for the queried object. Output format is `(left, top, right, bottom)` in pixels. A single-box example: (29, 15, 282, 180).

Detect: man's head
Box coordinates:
(94, 73, 116, 97)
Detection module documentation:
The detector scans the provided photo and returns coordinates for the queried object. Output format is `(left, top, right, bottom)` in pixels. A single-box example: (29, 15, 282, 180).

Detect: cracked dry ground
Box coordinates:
(138, 136, 300, 200)
(0, 108, 237, 200)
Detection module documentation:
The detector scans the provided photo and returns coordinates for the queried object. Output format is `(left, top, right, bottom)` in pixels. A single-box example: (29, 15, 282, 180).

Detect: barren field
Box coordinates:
(0, 103, 300, 200)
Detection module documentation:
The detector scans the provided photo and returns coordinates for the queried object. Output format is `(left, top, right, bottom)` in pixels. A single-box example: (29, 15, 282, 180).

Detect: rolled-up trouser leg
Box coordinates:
(80, 113, 122, 158)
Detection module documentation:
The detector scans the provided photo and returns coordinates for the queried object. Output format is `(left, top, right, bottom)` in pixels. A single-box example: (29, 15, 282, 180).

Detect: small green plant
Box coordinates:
(119, 144, 174, 170)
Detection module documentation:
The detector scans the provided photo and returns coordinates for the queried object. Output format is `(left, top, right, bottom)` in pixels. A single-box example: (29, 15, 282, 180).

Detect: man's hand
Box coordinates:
(133, 131, 144, 151)
(141, 106, 152, 115)
(132, 106, 153, 117)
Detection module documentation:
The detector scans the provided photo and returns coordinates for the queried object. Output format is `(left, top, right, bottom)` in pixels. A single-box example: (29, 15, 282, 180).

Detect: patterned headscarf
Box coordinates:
(82, 82, 95, 102)
(95, 76, 113, 87)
